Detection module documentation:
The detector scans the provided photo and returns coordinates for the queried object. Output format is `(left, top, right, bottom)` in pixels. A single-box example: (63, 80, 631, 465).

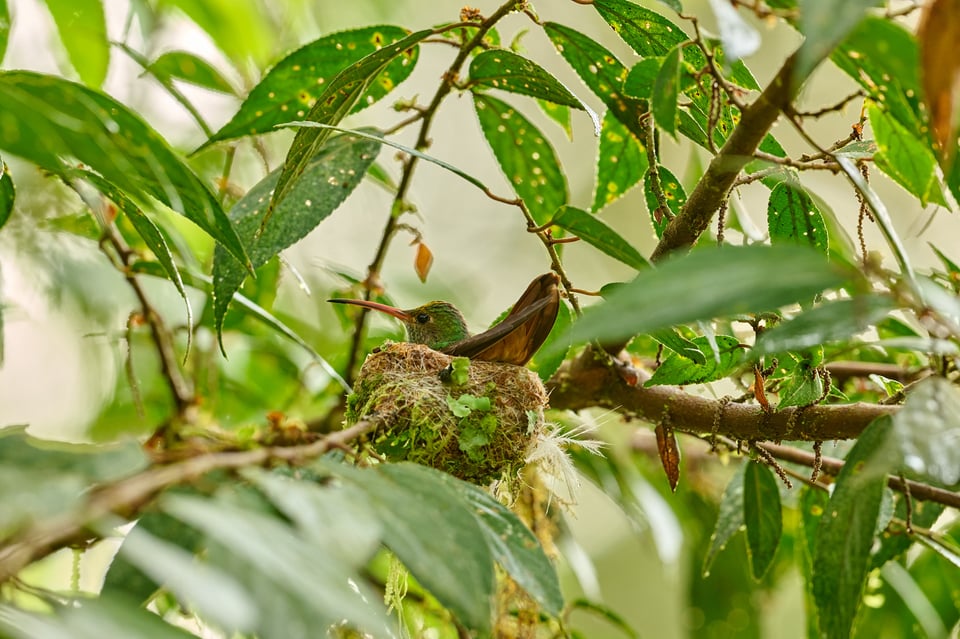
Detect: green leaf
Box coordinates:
(77, 171, 192, 346)
(644, 164, 687, 238)
(743, 461, 782, 580)
(0, 596, 199, 639)
(703, 463, 746, 576)
(594, 0, 687, 57)
(753, 295, 894, 355)
(329, 462, 496, 632)
(653, 45, 682, 137)
(530, 300, 573, 381)
(0, 71, 250, 268)
(116, 524, 257, 631)
(205, 26, 418, 146)
(650, 327, 705, 363)
(147, 51, 236, 94)
(892, 377, 960, 486)
(832, 18, 923, 137)
(0, 157, 13, 231)
(469, 49, 597, 121)
(623, 58, 661, 99)
(798, 486, 828, 639)
(543, 22, 647, 139)
(646, 335, 745, 385)
(162, 493, 389, 636)
(269, 28, 431, 216)
(212, 132, 379, 342)
(0, 0, 9, 65)
(538, 99, 573, 138)
(556, 245, 855, 351)
(592, 110, 648, 212)
(552, 205, 648, 271)
(812, 417, 897, 639)
(766, 182, 829, 254)
(474, 94, 568, 225)
(777, 359, 827, 409)
(0, 429, 147, 538)
(43, 0, 109, 87)
(159, 0, 271, 67)
(795, 0, 882, 85)
(869, 104, 945, 207)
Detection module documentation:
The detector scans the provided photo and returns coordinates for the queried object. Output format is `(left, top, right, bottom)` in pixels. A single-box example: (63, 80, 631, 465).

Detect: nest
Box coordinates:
(345, 342, 549, 485)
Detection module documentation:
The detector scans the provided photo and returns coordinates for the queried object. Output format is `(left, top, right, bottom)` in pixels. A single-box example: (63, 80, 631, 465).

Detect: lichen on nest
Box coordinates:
(344, 342, 549, 485)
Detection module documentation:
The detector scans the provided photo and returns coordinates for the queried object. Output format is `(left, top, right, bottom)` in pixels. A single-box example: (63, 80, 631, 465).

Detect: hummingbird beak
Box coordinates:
(327, 298, 413, 322)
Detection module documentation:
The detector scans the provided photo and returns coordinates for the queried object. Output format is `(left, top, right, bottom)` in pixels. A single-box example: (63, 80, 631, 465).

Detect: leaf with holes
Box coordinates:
(646, 335, 745, 386)
(592, 111, 648, 212)
(653, 45, 682, 137)
(204, 26, 418, 147)
(870, 105, 945, 207)
(767, 182, 829, 254)
(474, 94, 567, 225)
(213, 132, 379, 342)
(644, 165, 687, 238)
(469, 49, 595, 116)
(0, 71, 249, 267)
(543, 22, 647, 140)
(743, 461, 782, 580)
(268, 29, 431, 216)
(812, 417, 896, 639)
(552, 205, 647, 271)
(148, 51, 236, 95)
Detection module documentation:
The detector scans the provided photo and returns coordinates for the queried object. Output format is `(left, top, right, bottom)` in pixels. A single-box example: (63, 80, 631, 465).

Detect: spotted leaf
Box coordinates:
(212, 133, 380, 343)
(474, 94, 567, 225)
(766, 182, 828, 255)
(204, 26, 419, 148)
(592, 110, 648, 212)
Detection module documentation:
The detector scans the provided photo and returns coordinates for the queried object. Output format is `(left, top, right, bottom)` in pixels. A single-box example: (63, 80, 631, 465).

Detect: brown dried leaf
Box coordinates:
(655, 422, 681, 491)
(920, 0, 960, 162)
(414, 241, 433, 283)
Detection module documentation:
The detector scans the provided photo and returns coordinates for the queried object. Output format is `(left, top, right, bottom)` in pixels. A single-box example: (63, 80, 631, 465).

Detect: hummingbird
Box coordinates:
(328, 272, 561, 366)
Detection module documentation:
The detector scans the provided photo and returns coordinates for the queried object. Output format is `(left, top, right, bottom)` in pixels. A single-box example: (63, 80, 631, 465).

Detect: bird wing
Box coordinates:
(441, 272, 560, 365)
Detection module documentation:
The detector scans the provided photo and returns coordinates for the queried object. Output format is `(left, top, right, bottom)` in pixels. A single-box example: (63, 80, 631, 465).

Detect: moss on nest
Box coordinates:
(345, 342, 548, 485)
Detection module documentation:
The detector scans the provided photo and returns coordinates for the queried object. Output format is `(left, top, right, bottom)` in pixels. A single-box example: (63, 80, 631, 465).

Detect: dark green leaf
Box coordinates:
(418, 464, 565, 616)
(0, 71, 249, 268)
(798, 486, 828, 639)
(743, 461, 782, 580)
(870, 104, 945, 207)
(871, 498, 945, 570)
(269, 28, 431, 216)
(623, 58, 661, 99)
(592, 111, 648, 212)
(777, 361, 827, 409)
(651, 327, 705, 363)
(0, 0, 8, 64)
(766, 182, 829, 254)
(469, 49, 596, 117)
(892, 376, 960, 486)
(812, 417, 897, 639)
(148, 51, 236, 94)
(753, 295, 894, 355)
(538, 99, 573, 138)
(644, 164, 686, 238)
(795, 0, 882, 84)
(0, 158, 12, 230)
(43, 0, 109, 87)
(205, 26, 418, 146)
(213, 132, 379, 341)
(329, 462, 496, 633)
(0, 596, 198, 639)
(556, 245, 856, 351)
(653, 45, 682, 137)
(530, 300, 572, 381)
(162, 493, 389, 635)
(594, 0, 687, 56)
(474, 94, 567, 225)
(703, 463, 746, 575)
(543, 22, 647, 139)
(116, 524, 257, 631)
(552, 205, 648, 271)
(77, 171, 192, 342)
(646, 335, 745, 385)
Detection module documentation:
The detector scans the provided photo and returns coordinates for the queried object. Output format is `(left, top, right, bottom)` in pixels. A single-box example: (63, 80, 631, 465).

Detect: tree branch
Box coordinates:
(547, 348, 896, 441)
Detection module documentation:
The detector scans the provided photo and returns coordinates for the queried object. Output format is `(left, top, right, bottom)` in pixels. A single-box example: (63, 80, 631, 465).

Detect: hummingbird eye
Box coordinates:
(416, 312, 430, 324)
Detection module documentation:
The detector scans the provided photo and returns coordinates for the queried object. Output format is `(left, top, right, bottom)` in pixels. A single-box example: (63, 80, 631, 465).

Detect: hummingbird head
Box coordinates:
(327, 298, 470, 350)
